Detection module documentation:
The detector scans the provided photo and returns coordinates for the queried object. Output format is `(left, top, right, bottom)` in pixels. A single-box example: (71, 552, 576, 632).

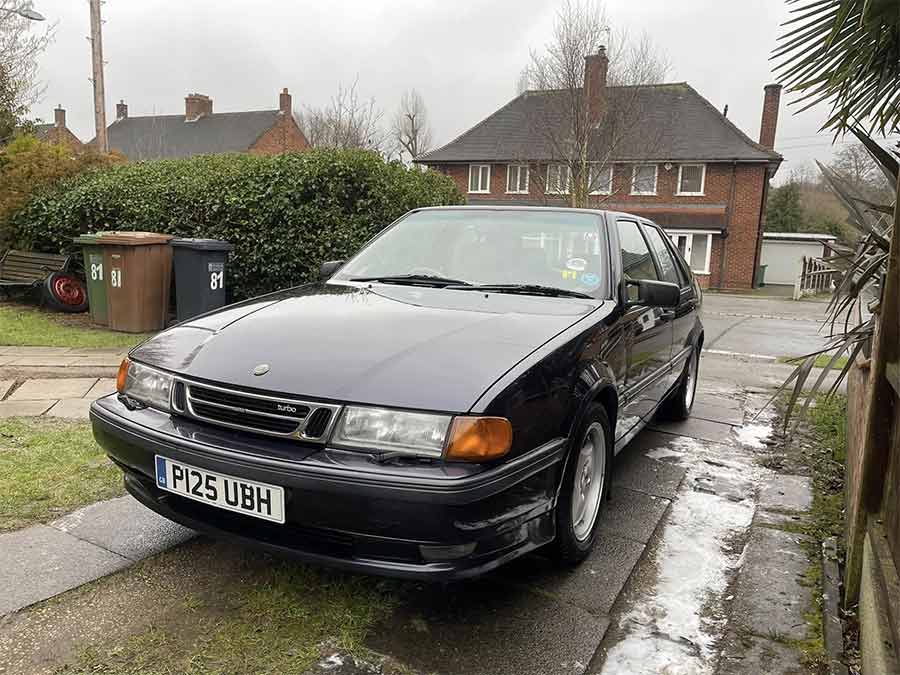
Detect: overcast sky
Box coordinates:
(29, 0, 890, 183)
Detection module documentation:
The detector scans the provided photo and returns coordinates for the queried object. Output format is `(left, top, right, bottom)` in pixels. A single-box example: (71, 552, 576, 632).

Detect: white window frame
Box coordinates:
(546, 164, 571, 195)
(506, 164, 529, 194)
(665, 229, 717, 275)
(630, 164, 658, 195)
(675, 163, 706, 196)
(588, 163, 613, 196)
(468, 164, 491, 194)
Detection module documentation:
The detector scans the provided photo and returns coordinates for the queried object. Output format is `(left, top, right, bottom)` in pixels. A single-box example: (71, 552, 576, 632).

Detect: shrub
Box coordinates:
(0, 135, 122, 249)
(8, 149, 463, 299)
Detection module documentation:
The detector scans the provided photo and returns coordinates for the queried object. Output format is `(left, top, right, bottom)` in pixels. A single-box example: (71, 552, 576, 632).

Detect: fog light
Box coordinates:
(419, 542, 477, 562)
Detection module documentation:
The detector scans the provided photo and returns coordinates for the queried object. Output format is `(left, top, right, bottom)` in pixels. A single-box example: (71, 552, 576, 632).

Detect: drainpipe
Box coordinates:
(718, 160, 738, 289)
(751, 164, 774, 288)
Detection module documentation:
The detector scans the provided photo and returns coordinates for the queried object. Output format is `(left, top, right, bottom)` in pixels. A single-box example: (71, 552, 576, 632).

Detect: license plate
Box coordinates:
(155, 455, 285, 524)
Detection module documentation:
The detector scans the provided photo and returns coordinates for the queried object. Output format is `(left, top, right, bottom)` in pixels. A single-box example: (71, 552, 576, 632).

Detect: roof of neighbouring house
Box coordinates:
(98, 109, 286, 160)
(33, 123, 54, 139)
(416, 83, 782, 164)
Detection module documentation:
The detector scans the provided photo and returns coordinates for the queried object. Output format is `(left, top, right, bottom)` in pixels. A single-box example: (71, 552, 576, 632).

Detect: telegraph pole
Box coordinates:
(89, 0, 107, 153)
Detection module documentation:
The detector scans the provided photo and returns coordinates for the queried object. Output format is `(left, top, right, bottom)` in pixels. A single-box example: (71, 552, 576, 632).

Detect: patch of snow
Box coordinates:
(319, 653, 345, 670)
(733, 423, 772, 449)
(646, 447, 684, 461)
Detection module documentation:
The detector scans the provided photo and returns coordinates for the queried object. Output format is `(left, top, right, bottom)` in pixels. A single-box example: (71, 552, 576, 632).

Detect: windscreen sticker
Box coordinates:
(566, 258, 587, 271)
(581, 272, 600, 287)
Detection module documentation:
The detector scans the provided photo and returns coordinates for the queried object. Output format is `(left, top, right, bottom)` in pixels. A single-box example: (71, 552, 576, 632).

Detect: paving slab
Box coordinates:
(0, 399, 56, 418)
(8, 377, 97, 401)
(758, 474, 813, 514)
(730, 527, 813, 642)
(86, 378, 117, 399)
(0, 347, 71, 356)
(45, 398, 93, 419)
(598, 487, 670, 544)
(367, 578, 609, 675)
(691, 400, 745, 426)
(716, 632, 807, 675)
(649, 416, 737, 444)
(0, 379, 14, 400)
(0, 525, 130, 615)
(612, 447, 686, 500)
(7, 356, 77, 367)
(51, 496, 195, 561)
(500, 533, 645, 616)
(70, 354, 126, 367)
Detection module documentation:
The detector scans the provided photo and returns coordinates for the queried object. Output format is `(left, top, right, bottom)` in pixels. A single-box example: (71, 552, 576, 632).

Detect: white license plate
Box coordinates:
(155, 455, 285, 524)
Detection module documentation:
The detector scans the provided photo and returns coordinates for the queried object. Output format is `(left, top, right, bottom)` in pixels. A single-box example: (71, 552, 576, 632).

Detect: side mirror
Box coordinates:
(319, 260, 345, 280)
(624, 279, 680, 308)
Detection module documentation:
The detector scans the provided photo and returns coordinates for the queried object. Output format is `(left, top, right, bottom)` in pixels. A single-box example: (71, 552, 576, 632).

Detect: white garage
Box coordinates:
(760, 232, 836, 286)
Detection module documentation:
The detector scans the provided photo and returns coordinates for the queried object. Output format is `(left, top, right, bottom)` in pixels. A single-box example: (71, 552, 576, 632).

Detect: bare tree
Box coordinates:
(297, 78, 386, 153)
(391, 89, 432, 163)
(517, 0, 669, 207)
(0, 0, 54, 141)
(830, 142, 893, 201)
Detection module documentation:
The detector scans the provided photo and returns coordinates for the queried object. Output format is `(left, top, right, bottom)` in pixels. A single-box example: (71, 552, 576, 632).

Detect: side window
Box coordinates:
(616, 220, 659, 283)
(642, 224, 680, 286)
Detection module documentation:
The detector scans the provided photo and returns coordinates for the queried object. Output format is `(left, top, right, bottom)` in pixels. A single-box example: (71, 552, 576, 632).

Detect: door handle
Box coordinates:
(660, 310, 675, 321)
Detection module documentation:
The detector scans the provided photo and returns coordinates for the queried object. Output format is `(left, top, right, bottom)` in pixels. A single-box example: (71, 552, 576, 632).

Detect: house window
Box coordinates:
(546, 164, 571, 195)
(677, 164, 706, 195)
(468, 164, 491, 193)
(588, 163, 613, 195)
(631, 164, 658, 195)
(667, 230, 714, 275)
(506, 164, 529, 194)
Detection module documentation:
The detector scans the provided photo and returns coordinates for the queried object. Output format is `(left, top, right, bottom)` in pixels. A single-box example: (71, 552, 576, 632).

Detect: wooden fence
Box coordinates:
(843, 187, 900, 673)
(792, 255, 839, 300)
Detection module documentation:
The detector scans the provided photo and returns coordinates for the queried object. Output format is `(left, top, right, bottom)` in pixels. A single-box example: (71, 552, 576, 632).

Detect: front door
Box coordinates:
(614, 219, 674, 441)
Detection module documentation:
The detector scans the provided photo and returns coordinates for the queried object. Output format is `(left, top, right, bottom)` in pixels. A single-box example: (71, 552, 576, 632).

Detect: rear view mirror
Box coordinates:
(624, 279, 679, 308)
(319, 260, 345, 280)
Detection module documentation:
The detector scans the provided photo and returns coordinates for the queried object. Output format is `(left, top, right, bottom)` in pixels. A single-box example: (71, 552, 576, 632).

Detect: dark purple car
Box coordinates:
(91, 206, 703, 580)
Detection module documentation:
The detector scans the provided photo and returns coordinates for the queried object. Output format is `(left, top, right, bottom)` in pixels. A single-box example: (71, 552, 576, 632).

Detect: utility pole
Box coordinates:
(89, 0, 107, 153)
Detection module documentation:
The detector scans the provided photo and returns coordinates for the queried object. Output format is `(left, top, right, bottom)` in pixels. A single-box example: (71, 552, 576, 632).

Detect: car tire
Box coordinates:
(663, 346, 699, 421)
(42, 271, 88, 313)
(552, 402, 613, 564)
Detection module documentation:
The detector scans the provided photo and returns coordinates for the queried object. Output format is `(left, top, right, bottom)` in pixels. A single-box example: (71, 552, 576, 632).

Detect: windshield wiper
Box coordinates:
(447, 283, 594, 299)
(349, 274, 472, 287)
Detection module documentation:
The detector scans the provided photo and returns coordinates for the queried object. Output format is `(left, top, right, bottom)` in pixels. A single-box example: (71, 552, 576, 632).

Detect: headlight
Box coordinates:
(117, 358, 173, 411)
(332, 406, 452, 457)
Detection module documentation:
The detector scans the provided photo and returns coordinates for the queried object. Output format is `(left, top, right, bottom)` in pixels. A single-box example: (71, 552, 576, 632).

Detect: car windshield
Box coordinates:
(334, 209, 606, 295)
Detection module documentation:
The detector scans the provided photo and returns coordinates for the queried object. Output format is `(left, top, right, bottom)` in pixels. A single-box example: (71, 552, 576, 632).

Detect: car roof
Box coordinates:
(411, 205, 656, 224)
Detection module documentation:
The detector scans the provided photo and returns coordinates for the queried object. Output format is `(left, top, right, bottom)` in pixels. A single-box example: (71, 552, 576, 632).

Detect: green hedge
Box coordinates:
(8, 150, 463, 299)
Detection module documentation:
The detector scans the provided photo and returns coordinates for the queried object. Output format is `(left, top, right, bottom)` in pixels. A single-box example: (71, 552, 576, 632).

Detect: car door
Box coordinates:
(641, 222, 697, 388)
(614, 218, 674, 440)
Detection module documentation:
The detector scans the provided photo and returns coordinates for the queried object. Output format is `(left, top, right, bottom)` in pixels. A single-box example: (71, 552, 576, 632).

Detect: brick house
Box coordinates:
(100, 87, 309, 160)
(34, 106, 84, 150)
(415, 52, 783, 290)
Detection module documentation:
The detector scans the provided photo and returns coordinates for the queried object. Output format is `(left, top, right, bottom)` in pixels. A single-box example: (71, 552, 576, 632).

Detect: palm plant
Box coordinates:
(771, 0, 899, 423)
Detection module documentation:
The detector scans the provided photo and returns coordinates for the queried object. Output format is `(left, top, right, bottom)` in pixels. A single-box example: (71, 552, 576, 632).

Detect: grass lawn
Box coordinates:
(55, 543, 399, 675)
(778, 353, 850, 370)
(0, 303, 151, 349)
(0, 417, 124, 531)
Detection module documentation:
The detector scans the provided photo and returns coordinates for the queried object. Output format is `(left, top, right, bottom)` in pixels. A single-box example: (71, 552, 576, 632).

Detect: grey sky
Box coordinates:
(30, 0, 883, 182)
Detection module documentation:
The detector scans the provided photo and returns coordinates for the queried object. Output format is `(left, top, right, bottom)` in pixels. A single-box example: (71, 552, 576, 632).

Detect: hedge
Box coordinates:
(8, 149, 463, 299)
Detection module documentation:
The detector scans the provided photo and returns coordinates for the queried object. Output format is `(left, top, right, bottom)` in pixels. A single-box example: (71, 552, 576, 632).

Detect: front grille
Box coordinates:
(303, 408, 333, 438)
(181, 380, 341, 441)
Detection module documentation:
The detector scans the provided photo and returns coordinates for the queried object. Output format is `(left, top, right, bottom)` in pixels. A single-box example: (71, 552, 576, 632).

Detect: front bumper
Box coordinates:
(90, 396, 567, 580)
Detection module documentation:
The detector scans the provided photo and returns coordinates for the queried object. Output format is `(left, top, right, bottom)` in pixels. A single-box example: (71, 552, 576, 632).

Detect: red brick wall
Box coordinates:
(249, 114, 309, 155)
(41, 127, 84, 151)
(428, 161, 767, 290)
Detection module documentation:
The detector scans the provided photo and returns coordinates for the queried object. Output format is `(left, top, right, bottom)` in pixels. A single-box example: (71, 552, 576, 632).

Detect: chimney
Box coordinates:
(116, 100, 128, 120)
(759, 84, 782, 149)
(279, 87, 292, 115)
(185, 93, 213, 121)
(584, 46, 609, 126)
(54, 105, 66, 128)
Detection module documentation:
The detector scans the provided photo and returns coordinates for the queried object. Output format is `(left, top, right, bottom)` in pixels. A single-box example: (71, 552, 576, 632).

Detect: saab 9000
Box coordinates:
(90, 206, 703, 580)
